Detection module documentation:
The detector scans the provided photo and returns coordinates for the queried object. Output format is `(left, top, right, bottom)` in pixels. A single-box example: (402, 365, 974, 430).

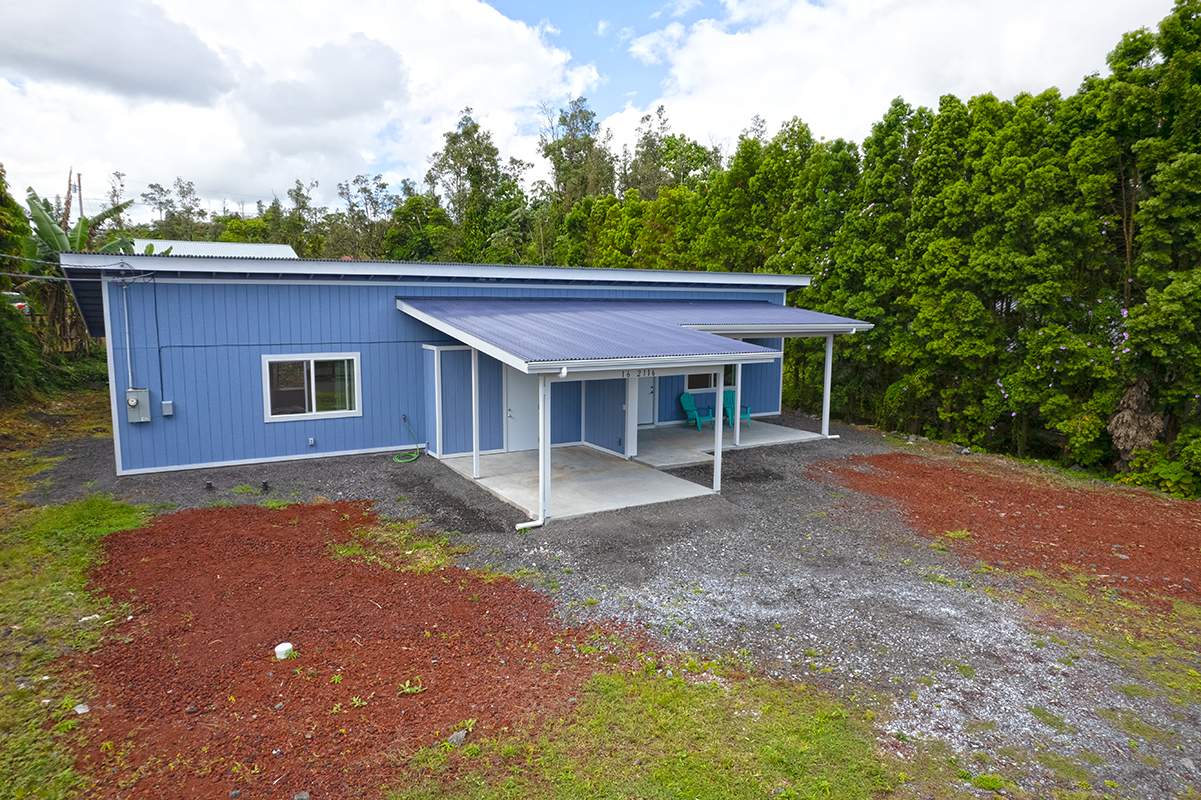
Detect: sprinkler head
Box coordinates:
(262, 480, 269, 492)
(205, 481, 214, 491)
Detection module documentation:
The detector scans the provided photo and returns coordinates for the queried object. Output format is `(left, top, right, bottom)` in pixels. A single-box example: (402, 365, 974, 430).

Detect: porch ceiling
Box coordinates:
(397, 297, 870, 374)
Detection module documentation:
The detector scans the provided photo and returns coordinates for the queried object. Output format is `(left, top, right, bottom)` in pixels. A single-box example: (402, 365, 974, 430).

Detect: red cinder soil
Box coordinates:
(813, 452, 1201, 607)
(72, 502, 635, 799)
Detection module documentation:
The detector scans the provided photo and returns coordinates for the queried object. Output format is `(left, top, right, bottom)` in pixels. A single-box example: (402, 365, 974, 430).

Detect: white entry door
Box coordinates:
(505, 366, 539, 451)
(637, 377, 655, 425)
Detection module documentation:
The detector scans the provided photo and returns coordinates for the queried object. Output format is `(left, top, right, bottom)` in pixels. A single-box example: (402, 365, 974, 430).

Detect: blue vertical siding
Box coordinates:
(551, 381, 582, 444)
(583, 379, 625, 453)
(742, 338, 783, 414)
(440, 350, 472, 455)
(107, 278, 795, 473)
(658, 375, 685, 422)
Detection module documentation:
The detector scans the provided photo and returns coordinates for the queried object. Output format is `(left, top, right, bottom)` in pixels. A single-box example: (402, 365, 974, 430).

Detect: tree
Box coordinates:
(323, 174, 398, 259)
(0, 163, 30, 284)
(539, 97, 616, 211)
(20, 187, 132, 355)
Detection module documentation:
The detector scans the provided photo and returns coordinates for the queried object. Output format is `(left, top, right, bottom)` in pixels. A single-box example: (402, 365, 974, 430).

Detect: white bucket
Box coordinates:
(275, 642, 293, 659)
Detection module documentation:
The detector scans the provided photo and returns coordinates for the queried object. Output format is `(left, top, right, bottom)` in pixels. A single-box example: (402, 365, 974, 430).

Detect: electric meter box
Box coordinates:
(126, 388, 151, 424)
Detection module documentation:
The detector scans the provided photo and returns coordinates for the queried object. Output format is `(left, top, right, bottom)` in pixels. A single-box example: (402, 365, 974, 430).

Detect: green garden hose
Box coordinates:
(393, 414, 420, 463)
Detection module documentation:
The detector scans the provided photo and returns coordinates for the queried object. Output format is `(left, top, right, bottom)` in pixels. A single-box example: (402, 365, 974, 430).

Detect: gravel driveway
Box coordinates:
(25, 413, 1199, 798)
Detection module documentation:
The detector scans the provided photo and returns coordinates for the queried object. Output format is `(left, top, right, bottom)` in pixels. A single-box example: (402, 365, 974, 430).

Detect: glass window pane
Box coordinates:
(686, 373, 711, 390)
(269, 361, 311, 415)
(313, 359, 354, 412)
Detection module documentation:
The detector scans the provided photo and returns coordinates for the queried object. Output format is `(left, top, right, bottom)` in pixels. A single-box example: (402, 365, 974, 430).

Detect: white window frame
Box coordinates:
(261, 352, 363, 423)
(686, 373, 714, 391)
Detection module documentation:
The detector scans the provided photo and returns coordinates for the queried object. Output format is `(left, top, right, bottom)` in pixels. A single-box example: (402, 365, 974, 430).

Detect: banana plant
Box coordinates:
(22, 188, 134, 262)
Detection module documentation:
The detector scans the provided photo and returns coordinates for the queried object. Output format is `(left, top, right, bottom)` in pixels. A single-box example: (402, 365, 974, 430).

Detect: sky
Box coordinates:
(0, 0, 1178, 223)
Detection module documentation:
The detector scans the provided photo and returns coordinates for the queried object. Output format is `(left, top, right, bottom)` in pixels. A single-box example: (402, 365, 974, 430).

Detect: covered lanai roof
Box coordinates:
(397, 297, 871, 374)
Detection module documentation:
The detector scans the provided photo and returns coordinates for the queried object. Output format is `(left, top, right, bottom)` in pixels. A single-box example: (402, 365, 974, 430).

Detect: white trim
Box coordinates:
(624, 376, 638, 460)
(531, 351, 780, 374)
(121, 276, 794, 295)
(471, 348, 480, 479)
(67, 252, 812, 289)
(686, 323, 871, 335)
(822, 334, 833, 437)
(102, 280, 124, 474)
(433, 349, 443, 457)
(115, 443, 423, 476)
(400, 301, 526, 371)
(261, 352, 363, 423)
(713, 370, 723, 493)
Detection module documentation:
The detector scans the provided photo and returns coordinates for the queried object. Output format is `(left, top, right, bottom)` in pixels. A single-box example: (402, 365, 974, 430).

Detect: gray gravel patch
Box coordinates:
(23, 413, 1200, 798)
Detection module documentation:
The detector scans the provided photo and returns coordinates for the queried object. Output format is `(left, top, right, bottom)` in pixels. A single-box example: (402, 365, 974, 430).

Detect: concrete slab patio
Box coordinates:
(633, 420, 825, 469)
(441, 445, 712, 521)
(440, 421, 824, 521)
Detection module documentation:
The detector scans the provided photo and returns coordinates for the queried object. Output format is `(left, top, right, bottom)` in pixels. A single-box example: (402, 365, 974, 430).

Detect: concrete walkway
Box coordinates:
(633, 420, 824, 469)
(439, 421, 824, 522)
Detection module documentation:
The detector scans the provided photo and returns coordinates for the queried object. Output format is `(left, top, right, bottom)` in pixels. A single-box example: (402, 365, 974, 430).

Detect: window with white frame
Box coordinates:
(262, 353, 361, 422)
(686, 373, 714, 390)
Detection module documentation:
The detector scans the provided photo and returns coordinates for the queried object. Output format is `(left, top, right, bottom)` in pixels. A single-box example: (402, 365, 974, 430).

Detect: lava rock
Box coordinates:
(446, 730, 467, 747)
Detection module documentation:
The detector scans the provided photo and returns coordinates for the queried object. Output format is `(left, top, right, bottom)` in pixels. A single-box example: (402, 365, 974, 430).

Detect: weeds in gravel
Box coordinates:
(0, 494, 150, 799)
(390, 669, 897, 799)
(327, 518, 470, 573)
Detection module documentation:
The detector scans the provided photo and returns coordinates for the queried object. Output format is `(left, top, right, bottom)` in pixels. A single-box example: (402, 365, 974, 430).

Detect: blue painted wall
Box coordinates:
(106, 278, 790, 472)
(438, 350, 503, 456)
(584, 379, 625, 453)
(742, 338, 783, 414)
(552, 381, 582, 444)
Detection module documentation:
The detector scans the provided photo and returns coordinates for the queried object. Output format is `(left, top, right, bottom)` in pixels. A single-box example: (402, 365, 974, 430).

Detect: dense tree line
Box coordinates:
(3, 0, 1199, 492)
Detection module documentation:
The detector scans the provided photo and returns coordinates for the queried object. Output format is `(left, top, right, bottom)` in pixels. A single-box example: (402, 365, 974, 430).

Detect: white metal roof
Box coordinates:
(130, 240, 299, 258)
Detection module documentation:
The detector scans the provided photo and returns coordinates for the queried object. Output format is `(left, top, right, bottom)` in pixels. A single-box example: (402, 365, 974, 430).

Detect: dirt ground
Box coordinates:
(16, 411, 1201, 798)
(71, 502, 641, 799)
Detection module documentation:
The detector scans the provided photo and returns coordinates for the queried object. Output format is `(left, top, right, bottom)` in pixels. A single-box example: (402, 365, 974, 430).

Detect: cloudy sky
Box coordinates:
(0, 0, 1176, 222)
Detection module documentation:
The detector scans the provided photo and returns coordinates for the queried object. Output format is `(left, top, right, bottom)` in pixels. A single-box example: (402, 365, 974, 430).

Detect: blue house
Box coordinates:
(62, 253, 869, 523)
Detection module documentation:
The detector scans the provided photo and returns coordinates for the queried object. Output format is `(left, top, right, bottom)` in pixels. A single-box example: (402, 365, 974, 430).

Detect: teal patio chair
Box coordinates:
(723, 390, 751, 429)
(679, 392, 715, 431)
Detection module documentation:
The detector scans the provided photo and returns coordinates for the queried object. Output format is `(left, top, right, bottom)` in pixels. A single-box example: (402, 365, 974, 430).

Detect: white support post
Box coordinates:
(538, 374, 551, 521)
(471, 348, 480, 479)
(624, 376, 639, 459)
(734, 363, 743, 447)
(822, 334, 833, 437)
(713, 370, 723, 493)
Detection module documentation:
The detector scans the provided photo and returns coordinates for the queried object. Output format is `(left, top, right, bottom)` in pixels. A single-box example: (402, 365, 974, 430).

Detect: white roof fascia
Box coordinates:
(64, 253, 811, 289)
(687, 323, 875, 335)
(525, 351, 781, 375)
(399, 300, 530, 371)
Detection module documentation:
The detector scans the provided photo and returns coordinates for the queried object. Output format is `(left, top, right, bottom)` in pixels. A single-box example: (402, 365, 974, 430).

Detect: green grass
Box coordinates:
(389, 671, 895, 799)
(0, 494, 151, 799)
(1027, 706, 1069, 733)
(327, 519, 468, 573)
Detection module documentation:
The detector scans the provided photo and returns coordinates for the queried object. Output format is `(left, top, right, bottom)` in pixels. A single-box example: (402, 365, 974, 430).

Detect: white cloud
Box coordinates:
(608, 0, 1177, 154)
(670, 0, 703, 17)
(0, 0, 600, 220)
(629, 22, 687, 65)
(597, 20, 611, 36)
(0, 0, 233, 104)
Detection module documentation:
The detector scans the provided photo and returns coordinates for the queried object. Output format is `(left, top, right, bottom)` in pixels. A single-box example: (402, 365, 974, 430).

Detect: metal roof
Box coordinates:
(398, 297, 871, 374)
(60, 252, 810, 288)
(60, 253, 815, 337)
(130, 240, 299, 258)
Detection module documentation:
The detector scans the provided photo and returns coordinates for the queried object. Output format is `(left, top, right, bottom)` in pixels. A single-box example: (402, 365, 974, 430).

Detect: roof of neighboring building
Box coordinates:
(398, 297, 871, 374)
(130, 240, 299, 258)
